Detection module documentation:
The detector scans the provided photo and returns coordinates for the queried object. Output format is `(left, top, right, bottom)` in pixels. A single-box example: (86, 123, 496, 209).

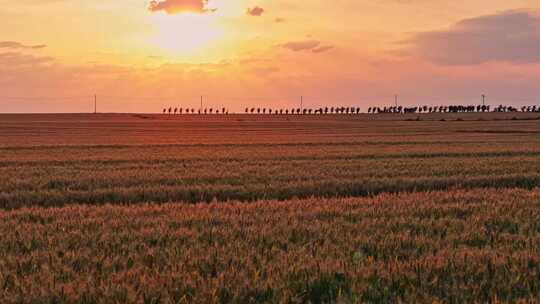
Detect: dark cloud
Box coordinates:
(247, 6, 264, 16)
(148, 0, 215, 14)
(403, 10, 540, 65)
(0, 41, 46, 50)
(281, 40, 333, 53)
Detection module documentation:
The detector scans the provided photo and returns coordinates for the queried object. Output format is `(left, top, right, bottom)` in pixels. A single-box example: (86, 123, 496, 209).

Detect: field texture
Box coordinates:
(1, 113, 540, 209)
(2, 189, 540, 302)
(1, 113, 540, 302)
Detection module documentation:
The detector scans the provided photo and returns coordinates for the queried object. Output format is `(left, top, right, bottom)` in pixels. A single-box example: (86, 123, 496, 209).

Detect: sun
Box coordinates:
(148, 12, 224, 55)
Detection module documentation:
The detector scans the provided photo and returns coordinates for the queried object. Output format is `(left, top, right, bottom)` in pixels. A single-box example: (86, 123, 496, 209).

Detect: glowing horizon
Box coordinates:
(2, 0, 540, 112)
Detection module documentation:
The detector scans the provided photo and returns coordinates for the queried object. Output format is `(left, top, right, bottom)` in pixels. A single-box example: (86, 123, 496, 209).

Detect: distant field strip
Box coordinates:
(1, 142, 540, 209)
(1, 114, 540, 208)
(1, 113, 539, 147)
(1, 188, 540, 302)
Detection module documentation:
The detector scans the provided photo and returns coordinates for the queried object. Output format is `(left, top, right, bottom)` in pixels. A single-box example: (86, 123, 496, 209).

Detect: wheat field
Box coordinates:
(1, 113, 540, 303)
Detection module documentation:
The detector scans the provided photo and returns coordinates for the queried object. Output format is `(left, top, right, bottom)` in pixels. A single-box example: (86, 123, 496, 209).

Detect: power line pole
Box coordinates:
(94, 94, 97, 114)
(395, 94, 398, 107)
(482, 94, 486, 106)
(300, 96, 303, 112)
(200, 95, 203, 112)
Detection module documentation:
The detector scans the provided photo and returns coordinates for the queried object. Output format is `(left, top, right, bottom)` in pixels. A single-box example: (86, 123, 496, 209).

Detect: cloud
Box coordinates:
(148, 0, 215, 14)
(251, 66, 280, 77)
(0, 41, 46, 50)
(274, 18, 285, 23)
(0, 52, 53, 66)
(402, 10, 540, 65)
(247, 6, 264, 17)
(281, 40, 320, 51)
(281, 40, 333, 53)
(312, 46, 334, 53)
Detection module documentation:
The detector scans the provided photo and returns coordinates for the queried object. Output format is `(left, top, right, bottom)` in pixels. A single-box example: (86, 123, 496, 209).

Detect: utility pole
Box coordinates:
(482, 94, 486, 106)
(94, 94, 97, 114)
(200, 95, 203, 112)
(395, 94, 398, 107)
(300, 96, 303, 112)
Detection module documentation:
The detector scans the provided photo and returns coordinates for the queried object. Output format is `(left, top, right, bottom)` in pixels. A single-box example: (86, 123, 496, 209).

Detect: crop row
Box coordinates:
(1, 188, 540, 302)
(1, 148, 539, 208)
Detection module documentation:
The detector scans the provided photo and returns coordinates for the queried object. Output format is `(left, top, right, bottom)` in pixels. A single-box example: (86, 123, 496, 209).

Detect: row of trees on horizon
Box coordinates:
(373, 104, 539, 113)
(162, 107, 230, 115)
(161, 104, 540, 114)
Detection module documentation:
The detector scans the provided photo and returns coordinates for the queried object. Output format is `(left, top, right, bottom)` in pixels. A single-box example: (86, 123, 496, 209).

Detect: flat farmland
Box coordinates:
(1, 113, 540, 209)
(1, 113, 540, 302)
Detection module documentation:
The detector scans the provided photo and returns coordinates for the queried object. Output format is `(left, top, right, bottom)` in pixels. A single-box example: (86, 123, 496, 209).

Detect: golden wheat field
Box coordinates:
(2, 113, 540, 303)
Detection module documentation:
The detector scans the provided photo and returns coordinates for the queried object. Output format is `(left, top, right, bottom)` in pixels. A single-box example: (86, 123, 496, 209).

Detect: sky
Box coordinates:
(2, 0, 540, 113)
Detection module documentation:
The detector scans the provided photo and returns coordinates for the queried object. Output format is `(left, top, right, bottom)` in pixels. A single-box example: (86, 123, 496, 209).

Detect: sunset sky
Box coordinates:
(2, 0, 540, 112)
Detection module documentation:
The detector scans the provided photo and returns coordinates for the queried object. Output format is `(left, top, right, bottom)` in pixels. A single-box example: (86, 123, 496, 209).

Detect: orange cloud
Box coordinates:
(0, 52, 53, 66)
(148, 0, 215, 14)
(281, 40, 320, 51)
(312, 46, 334, 53)
(247, 6, 264, 17)
(281, 40, 333, 53)
(0, 41, 46, 50)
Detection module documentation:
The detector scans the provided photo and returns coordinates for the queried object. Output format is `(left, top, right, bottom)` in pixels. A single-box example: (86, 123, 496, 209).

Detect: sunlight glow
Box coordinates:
(148, 13, 224, 55)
